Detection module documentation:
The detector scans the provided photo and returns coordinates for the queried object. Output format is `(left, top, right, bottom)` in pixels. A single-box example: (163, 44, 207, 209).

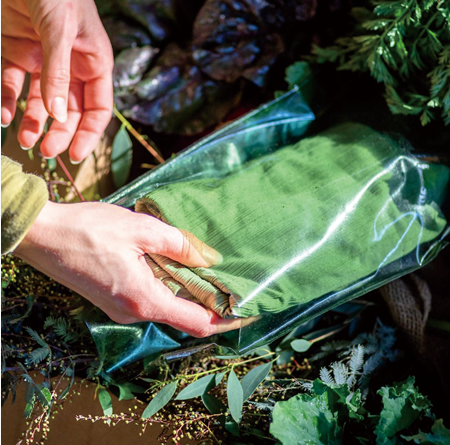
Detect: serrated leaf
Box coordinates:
(176, 374, 221, 400)
(227, 369, 243, 424)
(402, 418, 450, 444)
(291, 339, 312, 353)
(142, 381, 178, 419)
(111, 124, 133, 189)
(375, 376, 432, 444)
(312, 379, 363, 421)
(270, 392, 342, 445)
(98, 388, 113, 418)
(202, 393, 227, 415)
(241, 362, 272, 401)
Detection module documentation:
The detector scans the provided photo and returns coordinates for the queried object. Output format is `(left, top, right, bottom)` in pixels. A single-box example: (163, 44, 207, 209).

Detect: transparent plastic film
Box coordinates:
(135, 122, 449, 354)
(93, 90, 448, 374)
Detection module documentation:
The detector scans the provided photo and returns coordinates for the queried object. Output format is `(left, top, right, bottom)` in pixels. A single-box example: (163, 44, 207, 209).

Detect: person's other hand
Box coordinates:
(1, 0, 113, 163)
(14, 201, 241, 337)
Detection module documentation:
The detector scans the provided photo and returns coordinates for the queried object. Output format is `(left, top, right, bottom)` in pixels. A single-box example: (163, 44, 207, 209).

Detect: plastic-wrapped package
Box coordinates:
(96, 89, 448, 373)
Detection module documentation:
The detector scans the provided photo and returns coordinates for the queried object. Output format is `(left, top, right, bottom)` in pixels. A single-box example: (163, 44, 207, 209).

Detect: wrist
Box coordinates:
(15, 200, 59, 259)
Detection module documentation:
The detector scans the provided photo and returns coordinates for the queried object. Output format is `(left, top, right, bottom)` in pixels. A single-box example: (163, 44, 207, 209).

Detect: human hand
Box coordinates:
(1, 0, 113, 163)
(15, 201, 241, 337)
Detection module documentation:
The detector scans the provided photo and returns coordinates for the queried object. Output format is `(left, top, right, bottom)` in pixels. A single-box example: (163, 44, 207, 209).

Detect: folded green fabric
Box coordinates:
(136, 123, 448, 318)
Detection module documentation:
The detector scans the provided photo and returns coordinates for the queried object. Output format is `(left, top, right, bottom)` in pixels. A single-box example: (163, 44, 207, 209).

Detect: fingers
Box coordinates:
(17, 73, 48, 149)
(40, 81, 83, 159)
(1, 59, 26, 126)
(68, 74, 113, 162)
(137, 213, 222, 269)
(127, 271, 241, 337)
(38, 8, 77, 124)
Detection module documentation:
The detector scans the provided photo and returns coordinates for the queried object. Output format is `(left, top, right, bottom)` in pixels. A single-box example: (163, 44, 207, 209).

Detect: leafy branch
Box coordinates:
(310, 0, 450, 125)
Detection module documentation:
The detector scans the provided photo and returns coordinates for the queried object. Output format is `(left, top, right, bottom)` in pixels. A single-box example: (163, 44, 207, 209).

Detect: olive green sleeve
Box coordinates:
(1, 156, 49, 254)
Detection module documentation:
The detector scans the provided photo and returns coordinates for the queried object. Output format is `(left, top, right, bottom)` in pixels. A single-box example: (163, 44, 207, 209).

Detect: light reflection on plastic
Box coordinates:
(238, 155, 421, 308)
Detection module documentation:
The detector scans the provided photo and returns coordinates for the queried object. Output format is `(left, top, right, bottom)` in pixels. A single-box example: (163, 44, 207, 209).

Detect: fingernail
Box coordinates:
(20, 145, 33, 151)
(200, 244, 223, 267)
(70, 158, 82, 165)
(51, 97, 67, 123)
(1, 123, 10, 128)
(180, 229, 223, 267)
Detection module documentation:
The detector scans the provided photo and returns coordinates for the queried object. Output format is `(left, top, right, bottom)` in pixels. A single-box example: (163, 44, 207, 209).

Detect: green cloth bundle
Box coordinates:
(136, 123, 448, 319)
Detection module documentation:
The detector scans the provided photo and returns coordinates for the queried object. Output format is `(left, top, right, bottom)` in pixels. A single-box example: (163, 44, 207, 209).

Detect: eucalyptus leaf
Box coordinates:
(176, 374, 221, 400)
(277, 350, 294, 366)
(291, 339, 312, 353)
(111, 124, 133, 189)
(202, 393, 227, 415)
(225, 418, 241, 437)
(142, 381, 178, 419)
(116, 382, 146, 401)
(227, 369, 244, 424)
(241, 362, 272, 401)
(98, 388, 113, 417)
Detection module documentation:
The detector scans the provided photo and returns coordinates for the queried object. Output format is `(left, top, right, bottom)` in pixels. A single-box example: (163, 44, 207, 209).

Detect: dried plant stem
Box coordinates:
(55, 155, 85, 202)
(113, 105, 164, 164)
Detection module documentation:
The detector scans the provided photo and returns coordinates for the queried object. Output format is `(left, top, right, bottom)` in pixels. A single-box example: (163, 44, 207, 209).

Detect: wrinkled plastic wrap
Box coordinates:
(96, 89, 449, 374)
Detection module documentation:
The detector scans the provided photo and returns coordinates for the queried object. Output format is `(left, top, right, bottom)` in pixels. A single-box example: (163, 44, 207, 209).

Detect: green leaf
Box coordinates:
(116, 382, 146, 401)
(227, 369, 244, 424)
(402, 418, 450, 444)
(46, 158, 57, 171)
(202, 393, 227, 415)
(25, 346, 50, 366)
(176, 373, 223, 400)
(312, 379, 363, 421)
(111, 124, 133, 189)
(241, 362, 272, 401)
(291, 339, 312, 353)
(35, 386, 52, 408)
(142, 381, 178, 419)
(98, 388, 113, 418)
(270, 392, 342, 445)
(225, 418, 240, 436)
(23, 381, 35, 418)
(25, 327, 48, 348)
(285, 61, 313, 90)
(375, 376, 432, 444)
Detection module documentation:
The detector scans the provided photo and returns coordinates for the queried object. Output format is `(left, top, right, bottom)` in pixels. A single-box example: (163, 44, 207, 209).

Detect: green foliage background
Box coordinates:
(312, 0, 450, 126)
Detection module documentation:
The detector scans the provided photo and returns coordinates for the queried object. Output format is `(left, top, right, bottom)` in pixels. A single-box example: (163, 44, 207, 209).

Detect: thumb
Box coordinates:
(37, 8, 77, 124)
(142, 218, 223, 268)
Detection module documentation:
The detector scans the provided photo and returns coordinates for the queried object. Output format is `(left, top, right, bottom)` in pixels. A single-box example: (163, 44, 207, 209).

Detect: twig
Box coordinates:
(113, 105, 164, 164)
(56, 155, 85, 202)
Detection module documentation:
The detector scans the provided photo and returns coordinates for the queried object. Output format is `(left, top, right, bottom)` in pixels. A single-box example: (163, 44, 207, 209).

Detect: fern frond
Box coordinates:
(331, 362, 348, 385)
(25, 347, 50, 367)
(349, 345, 365, 375)
(25, 327, 48, 348)
(319, 367, 335, 385)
